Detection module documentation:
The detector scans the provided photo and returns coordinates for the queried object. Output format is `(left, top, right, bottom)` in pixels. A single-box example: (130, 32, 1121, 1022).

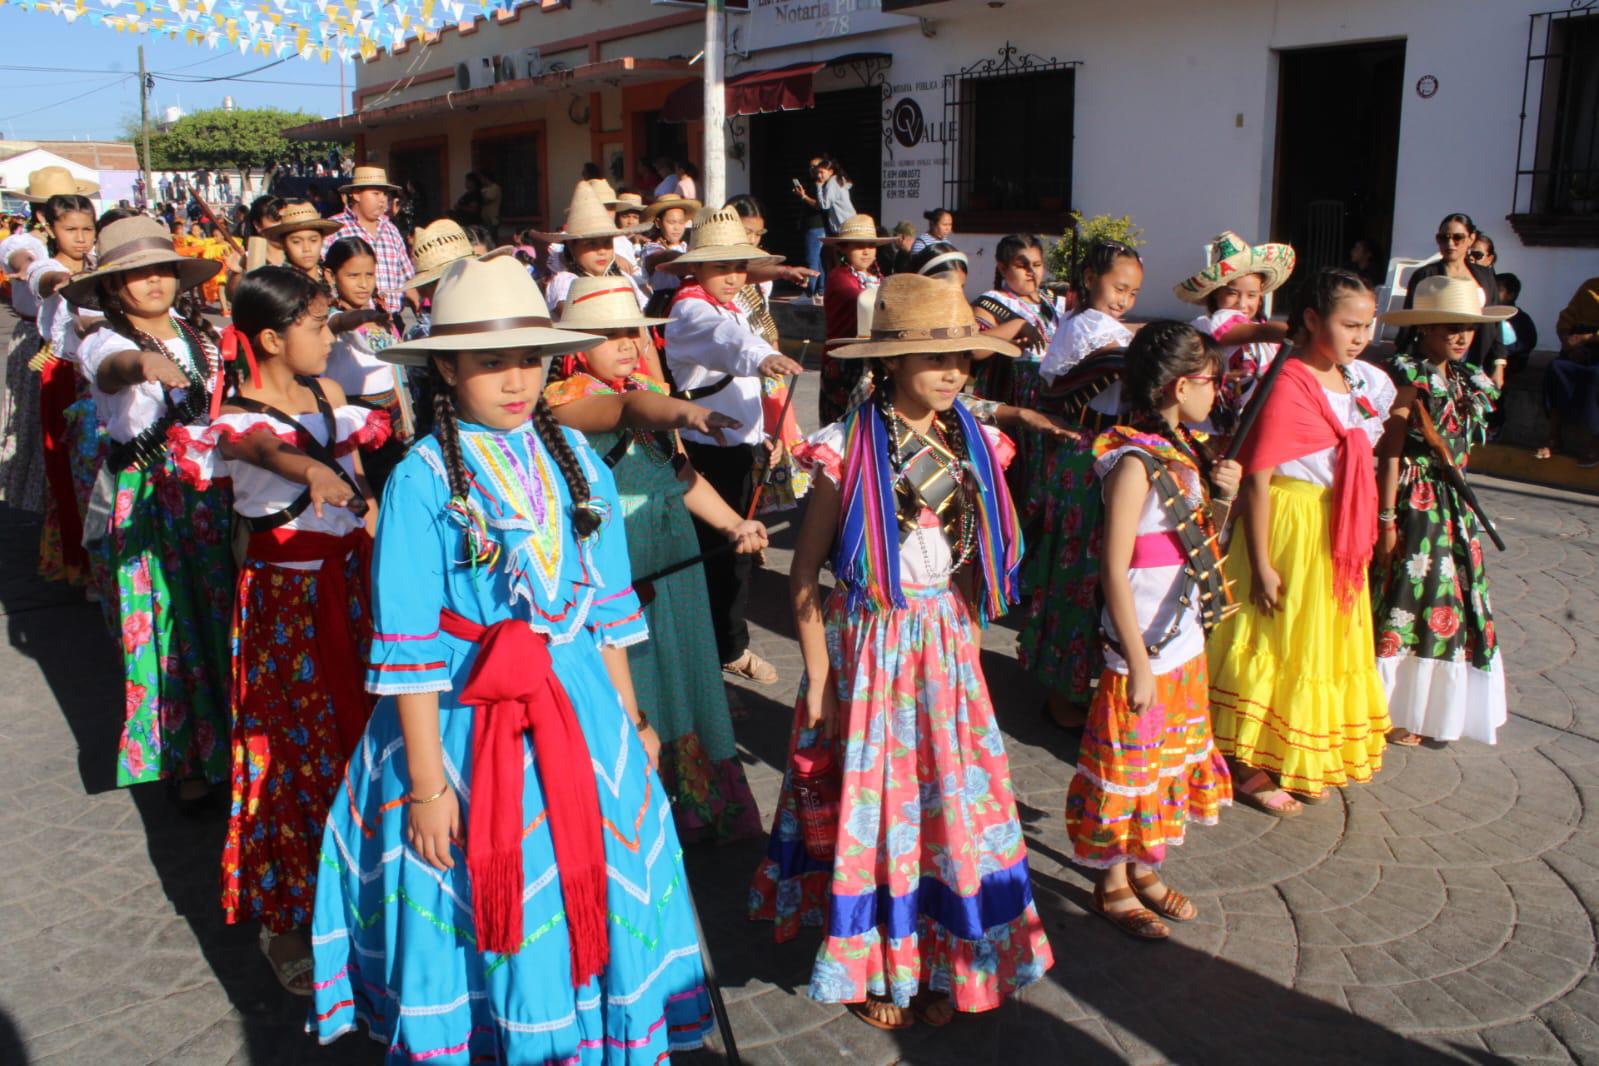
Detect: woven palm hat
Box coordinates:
(380, 255, 600, 363)
(537, 181, 646, 242)
(61, 216, 221, 310)
(407, 219, 512, 288)
(829, 273, 1021, 359)
(642, 194, 702, 223)
(585, 178, 630, 211)
(1380, 275, 1515, 326)
(338, 166, 401, 194)
(614, 192, 646, 215)
(821, 213, 895, 245)
(1173, 230, 1296, 304)
(555, 276, 669, 331)
(5, 165, 99, 203)
(261, 200, 340, 239)
(659, 208, 783, 273)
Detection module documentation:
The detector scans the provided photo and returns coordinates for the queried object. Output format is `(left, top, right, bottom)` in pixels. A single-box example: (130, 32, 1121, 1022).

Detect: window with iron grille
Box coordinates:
(943, 45, 1079, 232)
(1511, 3, 1599, 245)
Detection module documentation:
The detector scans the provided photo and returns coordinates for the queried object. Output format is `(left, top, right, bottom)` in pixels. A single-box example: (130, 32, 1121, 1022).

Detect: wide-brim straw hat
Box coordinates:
(408, 219, 514, 288)
(585, 178, 630, 211)
(338, 166, 401, 194)
(1174, 230, 1296, 304)
(659, 207, 783, 273)
(261, 201, 340, 239)
(61, 216, 221, 310)
(821, 214, 895, 245)
(537, 181, 646, 242)
(556, 276, 669, 331)
(1380, 275, 1516, 326)
(642, 195, 702, 223)
(829, 273, 1021, 359)
(5, 165, 99, 203)
(614, 192, 646, 215)
(380, 255, 601, 364)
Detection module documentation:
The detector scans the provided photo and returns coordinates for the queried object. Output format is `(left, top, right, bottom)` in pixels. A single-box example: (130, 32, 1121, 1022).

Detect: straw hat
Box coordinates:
(61, 216, 221, 310)
(5, 165, 99, 203)
(1380, 275, 1515, 327)
(659, 208, 783, 273)
(538, 181, 645, 242)
(261, 200, 339, 239)
(407, 219, 509, 288)
(1174, 230, 1296, 304)
(338, 166, 401, 194)
(821, 214, 894, 245)
(828, 273, 1021, 359)
(614, 192, 645, 215)
(584, 178, 629, 211)
(556, 276, 669, 331)
(379, 255, 601, 364)
(642, 194, 702, 223)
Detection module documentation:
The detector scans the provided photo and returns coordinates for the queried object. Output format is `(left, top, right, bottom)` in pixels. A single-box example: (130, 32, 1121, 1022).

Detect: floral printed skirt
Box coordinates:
(222, 554, 371, 932)
(1371, 463, 1507, 744)
(1066, 654, 1230, 869)
(108, 455, 235, 787)
(1016, 438, 1104, 705)
(1207, 478, 1389, 794)
(749, 584, 1053, 1012)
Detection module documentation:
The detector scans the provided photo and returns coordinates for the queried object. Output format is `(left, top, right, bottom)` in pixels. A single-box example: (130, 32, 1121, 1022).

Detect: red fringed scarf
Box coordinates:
(1235, 357, 1377, 612)
(437, 610, 610, 984)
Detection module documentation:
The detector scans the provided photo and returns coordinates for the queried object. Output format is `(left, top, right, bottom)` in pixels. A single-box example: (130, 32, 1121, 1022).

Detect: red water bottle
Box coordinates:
(789, 745, 841, 862)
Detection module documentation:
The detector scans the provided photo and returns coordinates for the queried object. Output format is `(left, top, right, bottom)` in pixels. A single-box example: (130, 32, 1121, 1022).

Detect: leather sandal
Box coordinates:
(1128, 871, 1197, 921)
(723, 649, 778, 685)
(849, 996, 914, 1031)
(1234, 769, 1302, 818)
(1090, 883, 1168, 940)
(1388, 728, 1424, 747)
(259, 928, 314, 997)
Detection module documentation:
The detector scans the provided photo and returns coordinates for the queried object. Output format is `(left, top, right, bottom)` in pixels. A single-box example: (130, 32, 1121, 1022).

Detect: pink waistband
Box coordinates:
(1130, 531, 1184, 568)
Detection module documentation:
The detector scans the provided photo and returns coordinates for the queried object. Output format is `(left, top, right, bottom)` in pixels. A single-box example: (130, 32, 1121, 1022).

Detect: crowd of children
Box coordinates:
(0, 158, 1522, 1059)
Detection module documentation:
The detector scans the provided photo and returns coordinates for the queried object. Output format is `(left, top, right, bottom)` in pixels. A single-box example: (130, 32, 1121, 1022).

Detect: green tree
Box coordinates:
(146, 107, 346, 193)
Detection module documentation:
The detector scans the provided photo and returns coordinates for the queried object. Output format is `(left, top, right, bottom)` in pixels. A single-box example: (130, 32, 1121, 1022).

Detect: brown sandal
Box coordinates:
(722, 649, 779, 685)
(1090, 883, 1169, 940)
(1388, 728, 1424, 747)
(1234, 769, 1303, 818)
(849, 996, 914, 1031)
(1128, 871, 1197, 922)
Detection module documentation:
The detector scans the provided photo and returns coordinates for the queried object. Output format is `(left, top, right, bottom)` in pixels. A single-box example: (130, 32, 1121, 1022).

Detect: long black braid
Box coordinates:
(1123, 320, 1217, 485)
(429, 365, 470, 501)
(532, 396, 600, 538)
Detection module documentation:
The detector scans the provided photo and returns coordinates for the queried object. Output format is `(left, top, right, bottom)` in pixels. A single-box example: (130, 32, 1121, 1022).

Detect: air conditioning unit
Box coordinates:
(514, 47, 544, 80)
(455, 57, 495, 91)
(496, 55, 518, 82)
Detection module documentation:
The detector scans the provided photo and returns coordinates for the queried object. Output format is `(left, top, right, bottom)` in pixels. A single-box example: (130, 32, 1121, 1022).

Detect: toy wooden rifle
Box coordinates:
(747, 366, 802, 520)
(634, 521, 791, 605)
(1222, 345, 1292, 462)
(1411, 403, 1506, 551)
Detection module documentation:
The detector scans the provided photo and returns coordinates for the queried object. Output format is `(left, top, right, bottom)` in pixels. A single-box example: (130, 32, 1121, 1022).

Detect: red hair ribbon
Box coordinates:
(211, 324, 263, 421)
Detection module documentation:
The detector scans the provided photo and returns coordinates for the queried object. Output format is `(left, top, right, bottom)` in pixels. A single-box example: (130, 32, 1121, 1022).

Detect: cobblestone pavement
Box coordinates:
(4, 360, 1599, 1064)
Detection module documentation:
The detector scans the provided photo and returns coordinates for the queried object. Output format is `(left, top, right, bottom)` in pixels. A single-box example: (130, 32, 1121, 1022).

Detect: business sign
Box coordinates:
(744, 0, 914, 53)
(881, 80, 953, 205)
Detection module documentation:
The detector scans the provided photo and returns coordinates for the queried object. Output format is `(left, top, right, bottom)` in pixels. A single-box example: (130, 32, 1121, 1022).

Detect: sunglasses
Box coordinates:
(1436, 232, 1472, 244)
(1467, 250, 1488, 262)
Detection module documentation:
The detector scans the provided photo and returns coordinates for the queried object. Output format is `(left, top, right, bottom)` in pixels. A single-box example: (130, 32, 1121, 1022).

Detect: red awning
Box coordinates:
(660, 60, 827, 123)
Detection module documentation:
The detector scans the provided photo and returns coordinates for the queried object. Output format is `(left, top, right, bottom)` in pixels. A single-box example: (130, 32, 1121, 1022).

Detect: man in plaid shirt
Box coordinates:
(324, 165, 416, 313)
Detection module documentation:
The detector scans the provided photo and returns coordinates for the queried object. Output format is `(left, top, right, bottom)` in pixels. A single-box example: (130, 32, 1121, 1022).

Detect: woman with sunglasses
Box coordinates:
(1396, 213, 1507, 386)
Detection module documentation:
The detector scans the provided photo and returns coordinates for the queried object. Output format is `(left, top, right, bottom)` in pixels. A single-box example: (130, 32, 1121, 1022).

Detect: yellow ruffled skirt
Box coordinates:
(1207, 477, 1389, 794)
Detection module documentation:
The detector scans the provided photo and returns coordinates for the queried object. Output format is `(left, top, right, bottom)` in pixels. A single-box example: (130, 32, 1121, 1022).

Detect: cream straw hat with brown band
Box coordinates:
(659, 207, 783, 273)
(4, 165, 99, 203)
(820, 213, 895, 245)
(537, 181, 647, 242)
(556, 276, 670, 331)
(1379, 275, 1516, 327)
(828, 273, 1021, 359)
(642, 195, 703, 224)
(615, 192, 646, 214)
(261, 200, 340, 240)
(338, 166, 401, 194)
(379, 254, 601, 363)
(61, 216, 222, 311)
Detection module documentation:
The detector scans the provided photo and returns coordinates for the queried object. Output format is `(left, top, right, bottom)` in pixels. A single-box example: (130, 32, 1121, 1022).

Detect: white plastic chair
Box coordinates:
(1375, 254, 1439, 342)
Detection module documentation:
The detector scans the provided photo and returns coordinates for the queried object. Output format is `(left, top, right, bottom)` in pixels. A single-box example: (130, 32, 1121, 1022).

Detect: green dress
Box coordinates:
(546, 371, 761, 842)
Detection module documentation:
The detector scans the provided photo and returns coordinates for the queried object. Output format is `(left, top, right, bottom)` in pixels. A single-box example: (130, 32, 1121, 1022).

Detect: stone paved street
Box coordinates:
(4, 363, 1599, 1064)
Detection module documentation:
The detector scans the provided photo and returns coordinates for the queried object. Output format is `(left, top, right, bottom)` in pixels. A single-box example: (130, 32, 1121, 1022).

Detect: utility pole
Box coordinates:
(703, 0, 725, 209)
(138, 46, 154, 212)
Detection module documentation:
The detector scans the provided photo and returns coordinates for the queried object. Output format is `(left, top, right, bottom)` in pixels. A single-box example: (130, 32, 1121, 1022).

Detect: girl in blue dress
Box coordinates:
(308, 255, 713, 1064)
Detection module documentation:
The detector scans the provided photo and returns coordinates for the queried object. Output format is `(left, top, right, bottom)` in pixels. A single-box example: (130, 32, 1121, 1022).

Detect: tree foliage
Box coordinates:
(147, 107, 345, 173)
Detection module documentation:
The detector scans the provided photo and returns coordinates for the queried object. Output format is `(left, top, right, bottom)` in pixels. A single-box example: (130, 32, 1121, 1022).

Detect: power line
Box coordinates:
(0, 76, 131, 123)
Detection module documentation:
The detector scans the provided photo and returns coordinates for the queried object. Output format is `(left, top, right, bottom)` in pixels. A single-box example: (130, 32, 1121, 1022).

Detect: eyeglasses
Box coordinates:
(1436, 232, 1471, 244)
(1181, 373, 1221, 387)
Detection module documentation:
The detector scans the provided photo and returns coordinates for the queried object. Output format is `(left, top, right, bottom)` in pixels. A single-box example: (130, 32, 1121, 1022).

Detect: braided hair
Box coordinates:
(223, 266, 326, 401)
(1292, 266, 1373, 343)
(41, 194, 94, 259)
(1122, 320, 1217, 482)
(1075, 238, 1142, 309)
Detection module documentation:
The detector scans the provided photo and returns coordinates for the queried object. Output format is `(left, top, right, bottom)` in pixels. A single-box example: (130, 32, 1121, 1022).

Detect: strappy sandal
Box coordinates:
(1288, 787, 1331, 805)
(1090, 883, 1169, 941)
(912, 991, 954, 1028)
(1233, 769, 1302, 818)
(259, 928, 314, 997)
(1388, 728, 1424, 747)
(1128, 871, 1197, 922)
(723, 649, 778, 685)
(848, 996, 914, 1031)
(1533, 446, 1554, 461)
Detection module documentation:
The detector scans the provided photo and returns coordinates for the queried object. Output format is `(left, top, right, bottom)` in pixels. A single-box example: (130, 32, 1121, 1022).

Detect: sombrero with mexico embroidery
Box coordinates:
(828, 273, 1021, 358)
(1174, 230, 1296, 304)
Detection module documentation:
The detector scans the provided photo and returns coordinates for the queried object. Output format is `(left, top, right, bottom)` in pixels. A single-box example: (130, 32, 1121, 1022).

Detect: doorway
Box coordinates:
(750, 86, 884, 269)
(1272, 41, 1405, 299)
